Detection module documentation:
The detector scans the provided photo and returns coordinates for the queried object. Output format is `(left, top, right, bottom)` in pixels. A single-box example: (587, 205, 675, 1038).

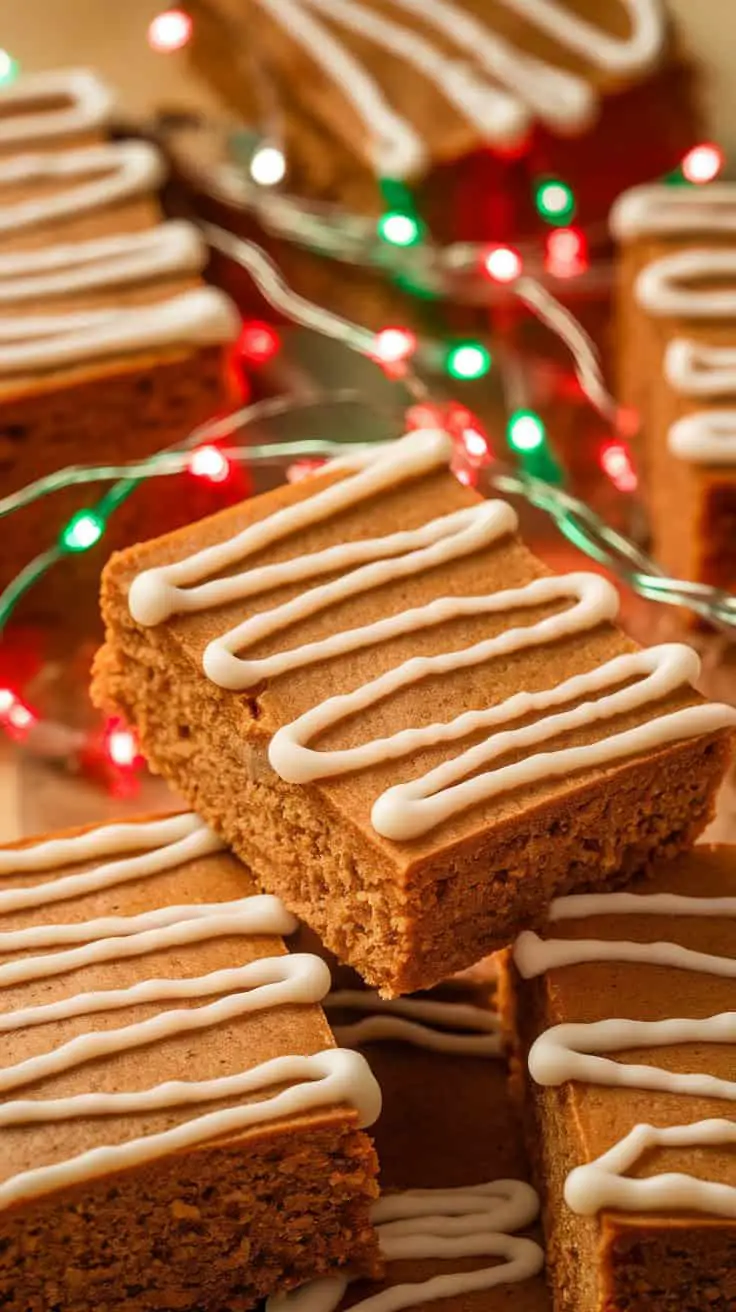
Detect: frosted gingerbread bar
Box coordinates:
(612, 181, 736, 597)
(184, 0, 695, 221)
(0, 811, 381, 1312)
(176, 0, 699, 334)
(276, 970, 549, 1312)
(500, 845, 736, 1311)
(0, 68, 239, 628)
(93, 429, 736, 996)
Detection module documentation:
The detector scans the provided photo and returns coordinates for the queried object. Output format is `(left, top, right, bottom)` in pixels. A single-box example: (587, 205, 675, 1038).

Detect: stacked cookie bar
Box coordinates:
(612, 181, 736, 600)
(0, 68, 239, 628)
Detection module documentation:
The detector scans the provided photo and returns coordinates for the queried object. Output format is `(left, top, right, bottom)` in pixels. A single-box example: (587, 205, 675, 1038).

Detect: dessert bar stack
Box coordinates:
(4, 428, 736, 1301)
(612, 181, 736, 599)
(86, 422, 736, 1307)
(0, 68, 239, 627)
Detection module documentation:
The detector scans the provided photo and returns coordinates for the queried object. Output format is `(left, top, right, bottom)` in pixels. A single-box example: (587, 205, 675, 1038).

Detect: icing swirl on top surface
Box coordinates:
(611, 182, 736, 240)
(267, 1179, 544, 1312)
(0, 141, 165, 235)
(128, 429, 736, 843)
(514, 883, 736, 1219)
(631, 244, 736, 467)
(0, 813, 380, 1208)
(635, 248, 736, 320)
(249, 0, 664, 176)
(0, 220, 239, 369)
(326, 989, 502, 1056)
(0, 221, 207, 303)
(0, 68, 115, 147)
(0, 286, 240, 374)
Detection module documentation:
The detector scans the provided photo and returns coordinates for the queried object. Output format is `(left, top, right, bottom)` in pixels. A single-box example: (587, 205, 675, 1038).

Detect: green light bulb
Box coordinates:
(535, 178, 575, 225)
(60, 509, 105, 553)
(446, 342, 491, 381)
(0, 50, 18, 86)
(377, 211, 422, 247)
(507, 409, 546, 452)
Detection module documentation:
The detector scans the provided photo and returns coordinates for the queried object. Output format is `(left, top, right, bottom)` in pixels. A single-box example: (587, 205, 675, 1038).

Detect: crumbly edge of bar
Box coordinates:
(0, 1116, 380, 1312)
(499, 961, 736, 1312)
(92, 600, 730, 996)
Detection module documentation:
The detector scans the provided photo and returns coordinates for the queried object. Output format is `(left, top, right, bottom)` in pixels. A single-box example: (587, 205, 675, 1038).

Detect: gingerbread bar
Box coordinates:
(283, 971, 549, 1312)
(186, 0, 692, 209)
(176, 1, 697, 332)
(612, 181, 736, 596)
(93, 428, 736, 995)
(500, 845, 736, 1311)
(0, 811, 381, 1312)
(0, 68, 239, 630)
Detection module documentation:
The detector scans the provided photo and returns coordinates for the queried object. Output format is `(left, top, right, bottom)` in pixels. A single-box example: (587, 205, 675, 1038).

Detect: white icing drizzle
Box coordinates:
(549, 889, 736, 921)
(632, 250, 736, 467)
(528, 1014, 736, 1101)
(128, 429, 736, 842)
(0, 221, 207, 304)
(0, 141, 165, 235)
(0, 68, 115, 147)
(325, 989, 502, 1056)
(665, 338, 736, 398)
(514, 887, 736, 1217)
(381, 0, 593, 135)
(299, 0, 530, 143)
(611, 182, 736, 240)
(0, 810, 225, 915)
(0, 285, 239, 373)
(253, 0, 426, 178)
(497, 0, 665, 75)
(0, 816, 381, 1208)
(252, 0, 665, 178)
(668, 411, 736, 465)
(635, 248, 736, 319)
(267, 1180, 544, 1312)
(565, 1120, 736, 1219)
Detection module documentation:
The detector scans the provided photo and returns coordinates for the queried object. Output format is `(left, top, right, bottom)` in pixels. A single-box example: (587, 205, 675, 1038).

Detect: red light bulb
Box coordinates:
(371, 326, 417, 365)
(600, 440, 638, 493)
(188, 444, 230, 483)
(545, 227, 588, 278)
(237, 320, 281, 366)
(107, 726, 139, 768)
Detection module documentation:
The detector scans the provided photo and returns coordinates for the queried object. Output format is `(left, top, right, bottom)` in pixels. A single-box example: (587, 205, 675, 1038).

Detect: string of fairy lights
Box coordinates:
(0, 13, 733, 784)
(2, 224, 736, 641)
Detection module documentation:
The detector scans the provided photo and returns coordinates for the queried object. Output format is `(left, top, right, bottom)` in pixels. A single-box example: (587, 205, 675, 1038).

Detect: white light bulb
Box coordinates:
(250, 145, 286, 187)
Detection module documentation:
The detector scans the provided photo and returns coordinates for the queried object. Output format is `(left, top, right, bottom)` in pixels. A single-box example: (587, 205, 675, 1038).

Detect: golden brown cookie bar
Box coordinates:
(0, 811, 380, 1312)
(612, 181, 736, 598)
(93, 429, 735, 994)
(0, 68, 238, 633)
(500, 845, 736, 1312)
